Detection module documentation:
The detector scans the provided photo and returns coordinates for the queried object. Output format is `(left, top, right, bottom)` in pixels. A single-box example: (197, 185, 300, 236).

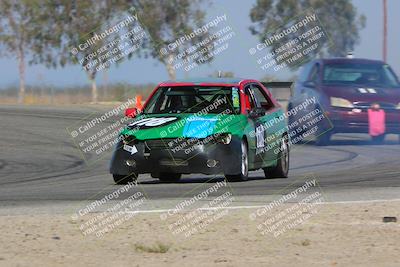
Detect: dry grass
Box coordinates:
(134, 242, 171, 253)
(0, 83, 155, 105)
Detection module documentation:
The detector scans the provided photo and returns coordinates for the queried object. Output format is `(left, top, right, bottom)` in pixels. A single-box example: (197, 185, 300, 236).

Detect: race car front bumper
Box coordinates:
(109, 137, 242, 176)
(328, 108, 400, 134)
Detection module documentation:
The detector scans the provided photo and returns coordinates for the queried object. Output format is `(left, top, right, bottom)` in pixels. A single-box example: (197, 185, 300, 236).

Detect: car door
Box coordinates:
(242, 84, 259, 170)
(250, 83, 286, 167)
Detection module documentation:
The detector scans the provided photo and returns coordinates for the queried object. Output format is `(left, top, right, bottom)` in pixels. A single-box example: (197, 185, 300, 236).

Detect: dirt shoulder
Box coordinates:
(0, 201, 399, 267)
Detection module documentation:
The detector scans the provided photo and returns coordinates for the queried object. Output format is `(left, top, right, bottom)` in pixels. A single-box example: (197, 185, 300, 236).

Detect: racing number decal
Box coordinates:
(255, 124, 265, 148)
(128, 117, 178, 128)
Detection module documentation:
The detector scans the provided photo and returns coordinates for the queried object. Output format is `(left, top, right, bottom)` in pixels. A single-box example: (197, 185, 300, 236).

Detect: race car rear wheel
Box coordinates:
(158, 173, 182, 183)
(264, 135, 289, 178)
(225, 140, 249, 182)
(113, 173, 137, 185)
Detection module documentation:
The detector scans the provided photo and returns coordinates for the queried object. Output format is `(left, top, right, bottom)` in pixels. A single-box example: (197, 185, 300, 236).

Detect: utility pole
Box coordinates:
(383, 0, 387, 62)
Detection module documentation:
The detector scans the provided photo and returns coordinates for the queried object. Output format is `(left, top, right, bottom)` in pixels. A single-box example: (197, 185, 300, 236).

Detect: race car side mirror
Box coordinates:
(125, 107, 138, 118)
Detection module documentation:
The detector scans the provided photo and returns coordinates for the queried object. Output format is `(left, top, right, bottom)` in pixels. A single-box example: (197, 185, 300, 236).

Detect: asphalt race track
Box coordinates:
(1, 105, 400, 208)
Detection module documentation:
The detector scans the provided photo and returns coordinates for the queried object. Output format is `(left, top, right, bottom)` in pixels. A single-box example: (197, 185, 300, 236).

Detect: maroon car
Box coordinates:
(288, 57, 400, 145)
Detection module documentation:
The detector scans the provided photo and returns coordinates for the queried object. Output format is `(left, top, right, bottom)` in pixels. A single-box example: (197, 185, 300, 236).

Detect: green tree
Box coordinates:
(0, 0, 220, 104)
(249, 0, 366, 68)
(30, 0, 138, 103)
(0, 0, 48, 103)
(125, 0, 213, 80)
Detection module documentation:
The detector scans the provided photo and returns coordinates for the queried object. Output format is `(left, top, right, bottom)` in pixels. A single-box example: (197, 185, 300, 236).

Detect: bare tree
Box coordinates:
(29, 0, 140, 103)
(0, 0, 44, 103)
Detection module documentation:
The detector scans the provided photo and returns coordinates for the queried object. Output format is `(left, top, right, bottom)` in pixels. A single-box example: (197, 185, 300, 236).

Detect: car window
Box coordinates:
(323, 63, 400, 87)
(250, 84, 274, 110)
(244, 85, 257, 109)
(143, 86, 241, 114)
(382, 65, 400, 87)
(309, 63, 320, 83)
(298, 61, 314, 82)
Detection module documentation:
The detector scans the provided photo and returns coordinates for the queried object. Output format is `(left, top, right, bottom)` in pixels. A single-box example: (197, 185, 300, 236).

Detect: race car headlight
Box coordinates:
(121, 134, 137, 145)
(330, 97, 354, 108)
(396, 103, 400, 110)
(214, 133, 232, 145)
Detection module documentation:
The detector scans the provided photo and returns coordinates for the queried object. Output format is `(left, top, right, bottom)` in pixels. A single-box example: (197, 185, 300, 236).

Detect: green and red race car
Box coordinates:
(110, 78, 289, 184)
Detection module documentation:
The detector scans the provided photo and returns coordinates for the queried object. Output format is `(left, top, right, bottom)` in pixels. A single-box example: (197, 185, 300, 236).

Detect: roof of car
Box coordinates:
(159, 77, 247, 86)
(319, 57, 385, 65)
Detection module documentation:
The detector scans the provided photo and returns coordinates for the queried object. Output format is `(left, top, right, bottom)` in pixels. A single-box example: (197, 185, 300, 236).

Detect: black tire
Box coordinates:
(313, 103, 333, 146)
(264, 135, 289, 178)
(113, 173, 137, 185)
(315, 132, 331, 146)
(225, 140, 249, 182)
(158, 173, 182, 183)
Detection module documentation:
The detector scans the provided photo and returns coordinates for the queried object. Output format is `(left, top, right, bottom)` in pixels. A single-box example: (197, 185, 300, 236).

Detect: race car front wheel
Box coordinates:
(264, 135, 289, 178)
(225, 140, 249, 182)
(113, 173, 138, 185)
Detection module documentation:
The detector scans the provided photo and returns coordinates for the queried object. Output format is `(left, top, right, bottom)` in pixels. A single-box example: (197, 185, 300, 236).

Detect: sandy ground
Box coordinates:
(0, 201, 399, 267)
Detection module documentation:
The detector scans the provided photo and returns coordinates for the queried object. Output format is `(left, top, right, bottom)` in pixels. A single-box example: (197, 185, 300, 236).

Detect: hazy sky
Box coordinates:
(0, 0, 398, 88)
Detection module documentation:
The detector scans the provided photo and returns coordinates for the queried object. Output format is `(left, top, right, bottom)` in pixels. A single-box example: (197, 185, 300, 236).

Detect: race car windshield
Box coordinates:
(143, 86, 240, 114)
(323, 63, 400, 88)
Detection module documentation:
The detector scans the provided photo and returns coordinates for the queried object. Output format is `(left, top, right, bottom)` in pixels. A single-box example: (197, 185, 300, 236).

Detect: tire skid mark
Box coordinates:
(291, 146, 358, 170)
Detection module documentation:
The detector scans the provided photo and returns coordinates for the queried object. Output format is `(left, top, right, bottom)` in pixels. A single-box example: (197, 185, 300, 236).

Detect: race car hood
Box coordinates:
(321, 84, 400, 104)
(120, 113, 246, 140)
